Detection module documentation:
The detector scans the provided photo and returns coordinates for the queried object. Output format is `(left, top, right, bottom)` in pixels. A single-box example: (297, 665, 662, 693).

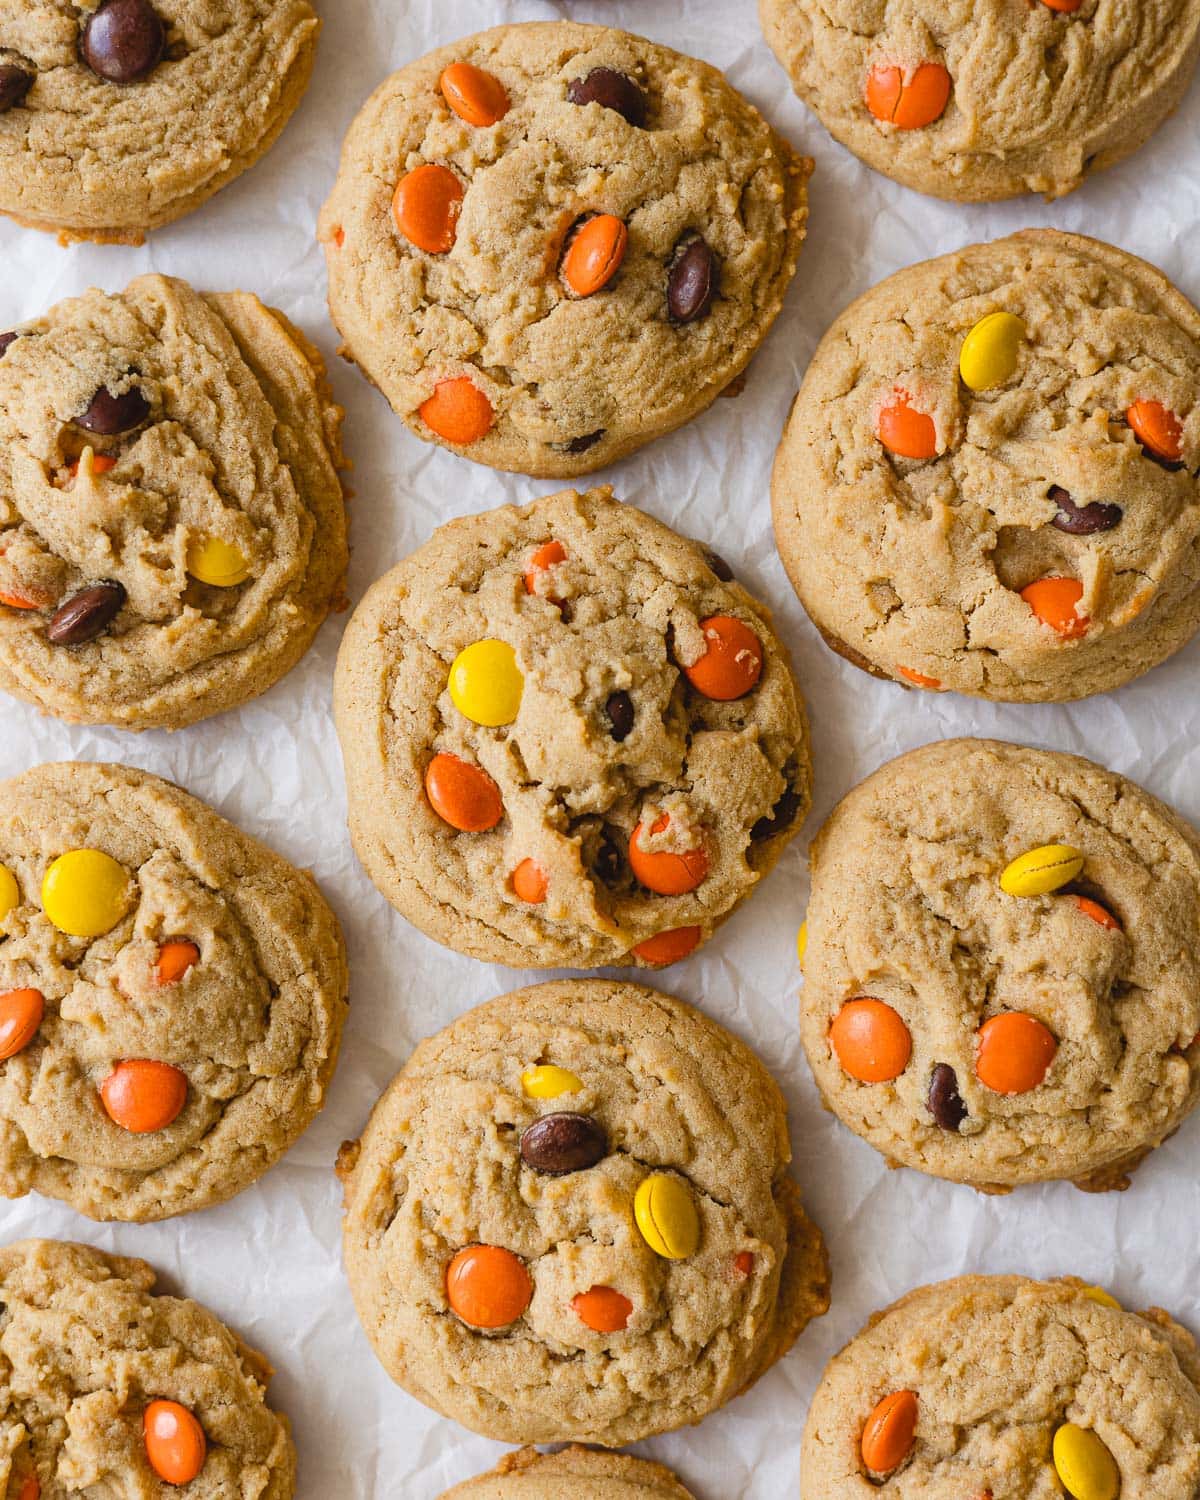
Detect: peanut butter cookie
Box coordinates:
(441, 1446, 695, 1499)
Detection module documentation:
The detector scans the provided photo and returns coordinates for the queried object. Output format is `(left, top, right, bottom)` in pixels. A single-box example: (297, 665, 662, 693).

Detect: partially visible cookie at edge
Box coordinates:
(0, 0, 319, 244)
(1, 1237, 296, 1496)
(0, 760, 349, 1222)
(801, 1275, 1200, 1497)
(0, 273, 348, 730)
(319, 20, 810, 477)
(772, 230, 1200, 703)
(440, 1446, 696, 1498)
(759, 0, 1200, 202)
(338, 980, 830, 1447)
(334, 485, 812, 969)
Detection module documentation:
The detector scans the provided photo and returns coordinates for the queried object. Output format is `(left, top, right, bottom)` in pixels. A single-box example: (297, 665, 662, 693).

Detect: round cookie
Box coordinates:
(802, 1275, 1200, 1498)
(0, 760, 348, 1222)
(337, 980, 830, 1446)
(334, 486, 812, 969)
(318, 20, 810, 477)
(0, 1237, 296, 1496)
(440, 1447, 695, 1499)
(759, 0, 1200, 202)
(0, 273, 348, 730)
(0, 0, 319, 244)
(772, 230, 1200, 703)
(801, 738, 1200, 1193)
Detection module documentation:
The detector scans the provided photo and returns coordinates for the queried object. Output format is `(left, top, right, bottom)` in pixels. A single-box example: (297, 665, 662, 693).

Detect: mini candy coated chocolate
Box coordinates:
(186, 536, 249, 587)
(634, 1172, 700, 1259)
(0, 989, 44, 1061)
(144, 1400, 207, 1485)
(1053, 1423, 1120, 1500)
(519, 1112, 607, 1174)
(566, 66, 647, 126)
(521, 1064, 582, 1099)
(46, 582, 127, 646)
(41, 848, 131, 937)
(81, 0, 166, 86)
(958, 312, 1025, 391)
(449, 639, 523, 726)
(1000, 844, 1084, 897)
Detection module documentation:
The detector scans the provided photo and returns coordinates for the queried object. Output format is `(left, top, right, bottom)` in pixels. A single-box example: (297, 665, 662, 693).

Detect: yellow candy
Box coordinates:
(634, 1172, 700, 1260)
(0, 864, 18, 922)
(959, 311, 1026, 392)
(521, 1064, 582, 1099)
(42, 849, 132, 938)
(1052, 1423, 1120, 1500)
(1081, 1285, 1121, 1310)
(797, 921, 808, 966)
(999, 844, 1084, 898)
(186, 536, 250, 587)
(449, 639, 523, 727)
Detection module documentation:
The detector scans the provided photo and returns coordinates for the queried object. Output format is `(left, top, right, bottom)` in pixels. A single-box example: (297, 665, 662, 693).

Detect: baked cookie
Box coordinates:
(0, 1237, 296, 1496)
(338, 980, 830, 1446)
(318, 20, 810, 477)
(801, 738, 1200, 1193)
(802, 1274, 1200, 1498)
(772, 230, 1200, 702)
(759, 0, 1200, 202)
(0, 0, 319, 244)
(0, 760, 348, 1222)
(334, 486, 811, 969)
(440, 1447, 695, 1499)
(0, 273, 348, 730)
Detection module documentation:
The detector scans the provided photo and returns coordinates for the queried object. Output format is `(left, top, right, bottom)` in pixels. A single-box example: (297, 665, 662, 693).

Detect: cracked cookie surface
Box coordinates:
(0, 760, 348, 1222)
(0, 0, 318, 243)
(0, 1237, 296, 1497)
(0, 273, 348, 730)
(338, 980, 830, 1446)
(318, 20, 810, 477)
(772, 230, 1200, 702)
(333, 486, 811, 969)
(802, 738, 1200, 1191)
(759, 0, 1200, 201)
(802, 1275, 1200, 1498)
(440, 1445, 695, 1498)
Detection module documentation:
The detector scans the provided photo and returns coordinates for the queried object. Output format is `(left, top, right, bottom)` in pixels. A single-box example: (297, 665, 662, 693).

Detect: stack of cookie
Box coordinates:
(0, 1, 1199, 1496)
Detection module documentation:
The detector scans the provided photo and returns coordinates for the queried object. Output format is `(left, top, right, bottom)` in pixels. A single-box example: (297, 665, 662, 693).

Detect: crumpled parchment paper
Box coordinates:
(2, 2, 1199, 1495)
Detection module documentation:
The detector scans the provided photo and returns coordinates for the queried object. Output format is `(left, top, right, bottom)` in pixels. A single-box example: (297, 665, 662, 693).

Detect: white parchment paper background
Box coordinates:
(2, 3, 1199, 1495)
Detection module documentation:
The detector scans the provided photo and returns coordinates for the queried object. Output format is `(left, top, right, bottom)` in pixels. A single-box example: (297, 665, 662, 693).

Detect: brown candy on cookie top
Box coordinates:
(333, 486, 812, 969)
(319, 20, 811, 477)
(80, 0, 166, 86)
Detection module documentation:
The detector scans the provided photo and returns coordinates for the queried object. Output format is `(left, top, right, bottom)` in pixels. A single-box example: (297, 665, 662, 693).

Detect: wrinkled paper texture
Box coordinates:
(2, 2, 1199, 1495)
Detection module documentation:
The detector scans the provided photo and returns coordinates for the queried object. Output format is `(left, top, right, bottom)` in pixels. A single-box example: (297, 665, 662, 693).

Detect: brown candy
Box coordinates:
(46, 581, 126, 645)
(1049, 485, 1122, 536)
(81, 0, 165, 85)
(605, 690, 634, 742)
(751, 787, 802, 842)
(566, 67, 647, 127)
(668, 237, 718, 324)
(76, 383, 149, 435)
(519, 1112, 608, 1175)
(704, 548, 734, 582)
(927, 1063, 967, 1131)
(0, 332, 16, 358)
(0, 64, 34, 113)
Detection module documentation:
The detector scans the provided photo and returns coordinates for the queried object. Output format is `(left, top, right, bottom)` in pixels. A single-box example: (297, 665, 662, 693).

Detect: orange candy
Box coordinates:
(524, 539, 567, 601)
(154, 939, 199, 985)
(18, 1477, 40, 1500)
(1041, 0, 1082, 9)
(144, 1399, 207, 1485)
(425, 752, 504, 832)
(897, 666, 942, 690)
(733, 1250, 756, 1279)
(562, 215, 628, 297)
(512, 858, 548, 904)
(571, 1284, 632, 1333)
(629, 815, 709, 896)
(440, 61, 509, 127)
(861, 1390, 919, 1474)
(68, 452, 118, 478)
(829, 998, 912, 1083)
(100, 1059, 188, 1133)
(1074, 895, 1120, 931)
(1127, 399, 1184, 462)
(631, 926, 702, 966)
(419, 376, 495, 445)
(975, 1013, 1057, 1094)
(0, 589, 43, 609)
(446, 1244, 532, 1329)
(1021, 576, 1088, 639)
(877, 392, 938, 459)
(682, 616, 764, 701)
(865, 62, 951, 129)
(393, 163, 464, 253)
(0, 988, 44, 1061)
